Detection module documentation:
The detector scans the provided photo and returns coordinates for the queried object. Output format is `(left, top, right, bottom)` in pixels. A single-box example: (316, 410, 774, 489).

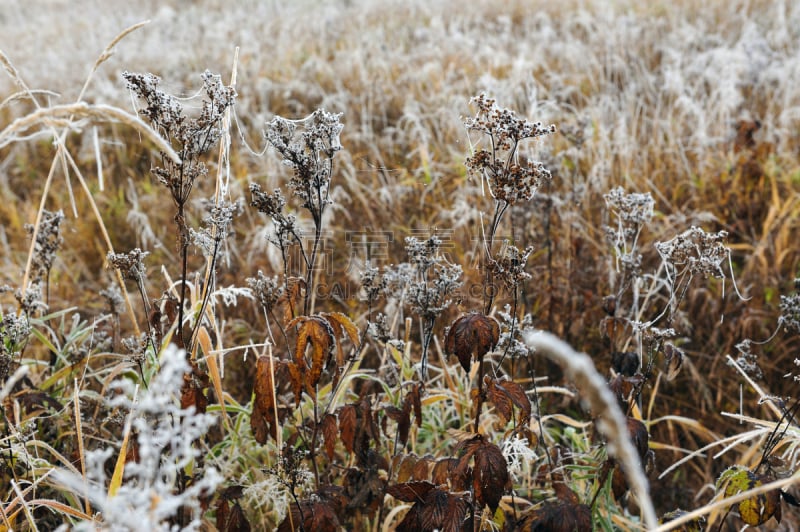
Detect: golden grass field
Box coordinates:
(1, 0, 800, 529)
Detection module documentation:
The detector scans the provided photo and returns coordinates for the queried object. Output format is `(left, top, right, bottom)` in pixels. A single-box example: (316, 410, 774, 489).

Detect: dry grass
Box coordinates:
(1, 0, 800, 529)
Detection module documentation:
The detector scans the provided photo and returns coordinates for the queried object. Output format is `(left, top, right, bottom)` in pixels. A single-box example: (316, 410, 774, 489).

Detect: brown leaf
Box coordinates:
(287, 315, 335, 397)
(384, 405, 411, 447)
(608, 373, 644, 411)
(454, 434, 509, 512)
(600, 316, 632, 345)
(521, 502, 592, 532)
(13, 390, 62, 416)
(397, 454, 420, 483)
(344, 465, 386, 517)
(180, 361, 209, 414)
(486, 376, 514, 424)
(407, 383, 423, 428)
(663, 342, 684, 381)
(215, 497, 251, 532)
(611, 350, 640, 377)
(486, 377, 532, 426)
(431, 458, 457, 486)
(411, 455, 433, 481)
(444, 312, 500, 372)
(250, 356, 277, 444)
(553, 482, 580, 505)
(286, 360, 304, 407)
(627, 417, 650, 462)
(338, 403, 357, 454)
(611, 462, 628, 499)
(472, 439, 510, 512)
(396, 487, 468, 532)
(277, 500, 339, 532)
(321, 413, 338, 461)
(387, 480, 437, 503)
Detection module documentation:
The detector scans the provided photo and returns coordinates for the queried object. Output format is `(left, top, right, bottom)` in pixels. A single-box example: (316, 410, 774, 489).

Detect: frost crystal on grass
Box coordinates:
(502, 434, 538, 480)
(54, 344, 220, 531)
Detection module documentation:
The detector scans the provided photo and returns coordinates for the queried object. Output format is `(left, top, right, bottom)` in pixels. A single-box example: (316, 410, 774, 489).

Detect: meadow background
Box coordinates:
(1, 0, 800, 529)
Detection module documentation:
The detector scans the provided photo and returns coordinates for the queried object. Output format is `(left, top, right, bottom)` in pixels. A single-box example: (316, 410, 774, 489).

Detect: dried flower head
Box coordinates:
(107, 249, 149, 283)
(603, 188, 654, 278)
(464, 93, 555, 204)
(249, 184, 300, 252)
(727, 339, 762, 379)
(264, 109, 343, 213)
(122, 332, 150, 367)
(401, 236, 462, 322)
(15, 283, 47, 315)
(191, 198, 243, 258)
(778, 279, 800, 334)
(124, 70, 235, 206)
(359, 261, 385, 305)
(655, 226, 730, 279)
(99, 282, 125, 317)
(246, 271, 284, 314)
(604, 187, 655, 226)
(487, 243, 533, 289)
(24, 209, 64, 284)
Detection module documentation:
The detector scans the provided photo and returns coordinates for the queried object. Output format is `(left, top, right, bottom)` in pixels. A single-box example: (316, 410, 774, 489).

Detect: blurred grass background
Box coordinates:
(2, 0, 800, 524)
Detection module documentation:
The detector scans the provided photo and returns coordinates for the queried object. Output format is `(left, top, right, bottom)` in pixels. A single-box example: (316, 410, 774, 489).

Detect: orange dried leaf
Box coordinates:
(280, 277, 307, 323)
(180, 361, 209, 414)
(286, 360, 304, 406)
(288, 315, 335, 393)
(251, 355, 277, 444)
(322, 311, 361, 368)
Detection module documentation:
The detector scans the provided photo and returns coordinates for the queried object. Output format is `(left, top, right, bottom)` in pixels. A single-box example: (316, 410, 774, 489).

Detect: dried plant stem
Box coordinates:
(523, 330, 658, 530)
(0, 102, 180, 162)
(652, 470, 800, 531)
(10, 480, 39, 532)
(72, 381, 90, 516)
(191, 47, 239, 351)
